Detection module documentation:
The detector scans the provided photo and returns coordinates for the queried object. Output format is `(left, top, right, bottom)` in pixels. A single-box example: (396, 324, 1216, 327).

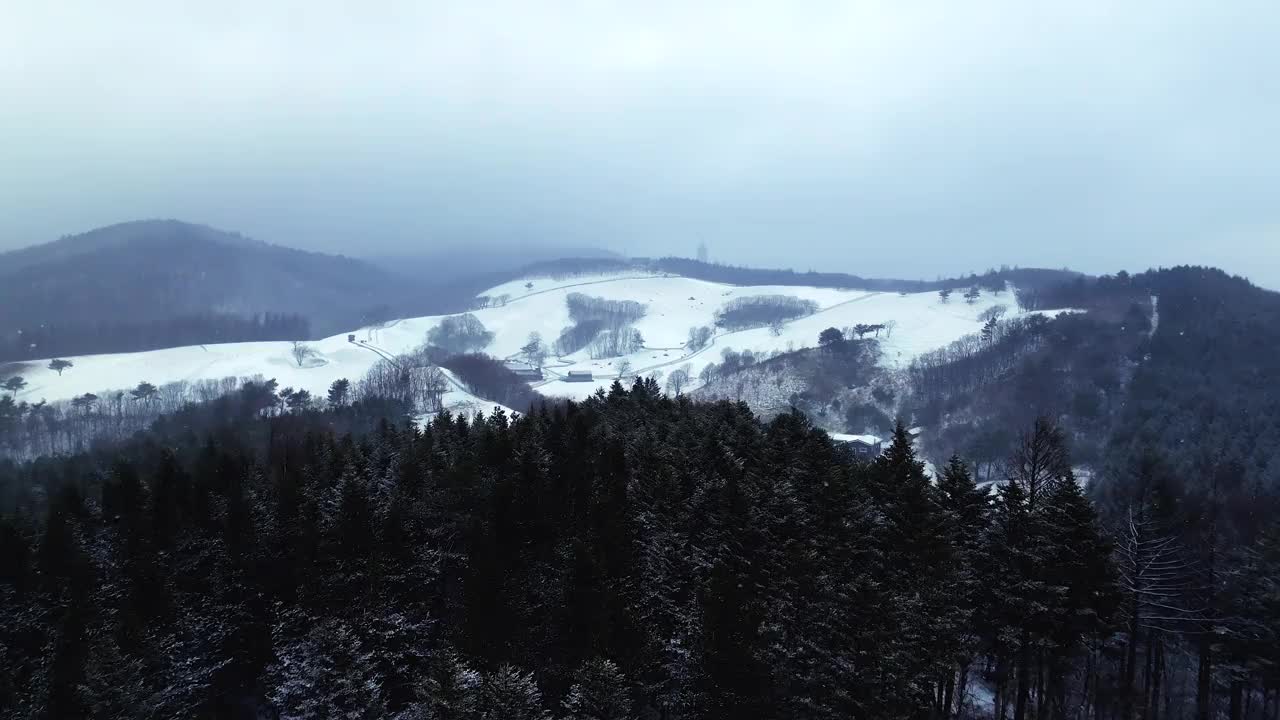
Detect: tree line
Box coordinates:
(713, 295, 818, 332)
(0, 312, 310, 363)
(9, 377, 1271, 718)
(0, 374, 383, 461)
(1, 376, 251, 460)
(556, 293, 648, 359)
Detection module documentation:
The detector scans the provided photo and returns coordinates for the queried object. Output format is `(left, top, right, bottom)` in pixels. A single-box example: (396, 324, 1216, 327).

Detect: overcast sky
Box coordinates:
(2, 1, 1278, 287)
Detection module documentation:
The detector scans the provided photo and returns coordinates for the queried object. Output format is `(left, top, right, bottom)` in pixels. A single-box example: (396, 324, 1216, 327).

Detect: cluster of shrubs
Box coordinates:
(555, 293, 648, 358)
(441, 353, 546, 410)
(714, 295, 818, 331)
(555, 321, 605, 356)
(426, 313, 494, 354)
(686, 325, 713, 351)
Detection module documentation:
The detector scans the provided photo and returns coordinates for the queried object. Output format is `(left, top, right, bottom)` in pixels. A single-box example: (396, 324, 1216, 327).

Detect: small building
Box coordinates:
(504, 360, 543, 381)
(829, 433, 884, 458)
(347, 334, 356, 343)
(565, 370, 594, 382)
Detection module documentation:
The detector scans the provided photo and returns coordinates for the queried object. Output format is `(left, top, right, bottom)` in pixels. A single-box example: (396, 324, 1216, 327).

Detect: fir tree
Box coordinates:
(562, 658, 633, 720)
(478, 665, 549, 720)
(266, 612, 386, 719)
(411, 646, 481, 720)
(935, 455, 992, 717)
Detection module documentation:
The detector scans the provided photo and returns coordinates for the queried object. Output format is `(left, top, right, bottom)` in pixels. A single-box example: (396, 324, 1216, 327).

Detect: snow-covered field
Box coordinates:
(10, 272, 1036, 409)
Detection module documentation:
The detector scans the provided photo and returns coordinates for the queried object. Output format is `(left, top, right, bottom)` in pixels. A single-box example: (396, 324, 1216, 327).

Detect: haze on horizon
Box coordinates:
(2, 1, 1278, 288)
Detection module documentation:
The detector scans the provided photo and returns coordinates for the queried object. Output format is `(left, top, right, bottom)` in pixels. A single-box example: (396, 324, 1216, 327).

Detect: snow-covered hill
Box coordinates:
(10, 271, 1037, 409)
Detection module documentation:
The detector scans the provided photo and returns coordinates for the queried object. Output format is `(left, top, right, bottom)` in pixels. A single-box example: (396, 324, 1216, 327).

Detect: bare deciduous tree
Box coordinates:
(1005, 418, 1072, 509)
(412, 366, 450, 413)
(291, 341, 318, 368)
(1117, 500, 1198, 720)
(978, 304, 1009, 324)
(687, 325, 713, 351)
(521, 333, 548, 368)
(666, 366, 691, 395)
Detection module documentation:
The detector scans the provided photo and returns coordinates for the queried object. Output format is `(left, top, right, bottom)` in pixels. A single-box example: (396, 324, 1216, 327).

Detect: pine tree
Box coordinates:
(266, 612, 386, 719)
(38, 487, 95, 718)
(130, 381, 159, 403)
(478, 665, 549, 720)
(328, 378, 352, 407)
(935, 456, 992, 718)
(2, 375, 26, 397)
(871, 422, 949, 710)
(562, 658, 633, 720)
(0, 365, 1154, 719)
(977, 479, 1041, 720)
(1251, 522, 1280, 712)
(410, 646, 481, 720)
(150, 447, 191, 550)
(1216, 519, 1280, 720)
(982, 317, 999, 343)
(1041, 474, 1118, 716)
(47, 358, 73, 376)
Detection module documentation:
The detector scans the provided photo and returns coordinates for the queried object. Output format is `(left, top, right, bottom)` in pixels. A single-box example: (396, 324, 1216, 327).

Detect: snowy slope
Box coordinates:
(428, 368, 514, 420)
(11, 271, 1038, 408)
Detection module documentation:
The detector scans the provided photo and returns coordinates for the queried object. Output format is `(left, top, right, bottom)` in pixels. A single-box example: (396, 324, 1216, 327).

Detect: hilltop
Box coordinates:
(0, 220, 425, 361)
(6, 271, 1040, 399)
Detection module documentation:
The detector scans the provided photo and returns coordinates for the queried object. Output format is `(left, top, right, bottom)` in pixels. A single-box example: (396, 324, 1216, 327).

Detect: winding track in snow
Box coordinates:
(529, 290, 887, 387)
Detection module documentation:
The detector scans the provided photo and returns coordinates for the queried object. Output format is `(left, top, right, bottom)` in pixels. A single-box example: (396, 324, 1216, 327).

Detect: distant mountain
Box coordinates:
(0, 220, 419, 361)
(689, 263, 1280, 505)
(365, 243, 622, 286)
(0, 219, 1080, 364)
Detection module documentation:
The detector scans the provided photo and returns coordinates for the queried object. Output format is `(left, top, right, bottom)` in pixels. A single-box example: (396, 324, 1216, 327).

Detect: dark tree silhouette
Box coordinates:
(47, 359, 73, 376)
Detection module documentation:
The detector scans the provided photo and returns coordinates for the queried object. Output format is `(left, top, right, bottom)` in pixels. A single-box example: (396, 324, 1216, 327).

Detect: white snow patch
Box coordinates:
(13, 272, 1054, 410)
(829, 433, 884, 446)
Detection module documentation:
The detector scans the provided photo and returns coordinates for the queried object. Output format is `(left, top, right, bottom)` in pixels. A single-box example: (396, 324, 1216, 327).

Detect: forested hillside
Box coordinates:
(685, 266, 1278, 502)
(0, 221, 423, 361)
(3, 379, 1277, 719)
(890, 264, 1280, 510)
(0, 219, 1080, 365)
(516, 256, 1081, 296)
(1102, 267, 1280, 490)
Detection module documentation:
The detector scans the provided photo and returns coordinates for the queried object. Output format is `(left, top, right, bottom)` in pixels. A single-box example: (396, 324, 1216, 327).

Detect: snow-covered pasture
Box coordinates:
(11, 272, 1032, 408)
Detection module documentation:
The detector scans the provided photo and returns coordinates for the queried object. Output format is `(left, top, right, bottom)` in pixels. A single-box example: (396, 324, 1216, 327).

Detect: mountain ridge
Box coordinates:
(0, 220, 428, 361)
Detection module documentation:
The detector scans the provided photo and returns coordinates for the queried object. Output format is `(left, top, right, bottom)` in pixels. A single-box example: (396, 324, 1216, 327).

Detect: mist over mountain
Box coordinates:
(364, 243, 622, 287)
(2, 1, 1279, 714)
(0, 220, 464, 361)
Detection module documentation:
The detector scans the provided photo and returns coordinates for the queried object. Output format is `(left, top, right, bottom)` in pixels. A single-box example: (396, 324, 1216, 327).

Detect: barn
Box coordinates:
(504, 360, 544, 381)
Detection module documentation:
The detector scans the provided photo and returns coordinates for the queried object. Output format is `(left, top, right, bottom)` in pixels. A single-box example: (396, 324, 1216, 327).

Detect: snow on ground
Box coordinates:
(11, 272, 1039, 410)
(829, 433, 884, 446)
(961, 679, 996, 718)
(418, 368, 516, 423)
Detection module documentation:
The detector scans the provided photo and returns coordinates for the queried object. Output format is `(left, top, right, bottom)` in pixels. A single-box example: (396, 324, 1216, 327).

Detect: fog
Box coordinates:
(2, 1, 1278, 287)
